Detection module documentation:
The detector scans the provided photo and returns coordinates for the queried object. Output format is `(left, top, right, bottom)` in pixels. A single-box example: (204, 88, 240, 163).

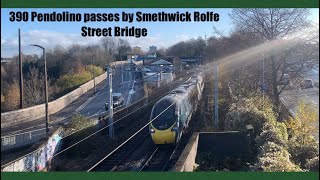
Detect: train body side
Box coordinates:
(149, 71, 205, 144)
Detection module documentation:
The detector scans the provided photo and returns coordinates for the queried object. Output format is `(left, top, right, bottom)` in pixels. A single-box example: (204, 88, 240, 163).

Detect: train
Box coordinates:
(149, 70, 204, 144)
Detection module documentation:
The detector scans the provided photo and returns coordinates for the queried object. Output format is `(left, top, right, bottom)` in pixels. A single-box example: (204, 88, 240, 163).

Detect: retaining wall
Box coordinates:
(173, 130, 253, 172)
(1, 127, 63, 172)
(1, 73, 106, 128)
(1, 61, 131, 128)
(173, 133, 199, 172)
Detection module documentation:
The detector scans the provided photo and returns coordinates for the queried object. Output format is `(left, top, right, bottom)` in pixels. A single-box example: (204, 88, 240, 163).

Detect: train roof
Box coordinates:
(155, 71, 204, 109)
(170, 87, 187, 94)
(154, 95, 178, 108)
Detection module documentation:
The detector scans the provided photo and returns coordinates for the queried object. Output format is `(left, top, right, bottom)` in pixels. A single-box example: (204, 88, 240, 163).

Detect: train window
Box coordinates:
(179, 101, 187, 123)
(151, 100, 176, 130)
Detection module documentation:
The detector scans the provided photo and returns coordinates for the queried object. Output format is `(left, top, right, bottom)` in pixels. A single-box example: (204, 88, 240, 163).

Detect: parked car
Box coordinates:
(300, 79, 314, 89)
(105, 93, 124, 111)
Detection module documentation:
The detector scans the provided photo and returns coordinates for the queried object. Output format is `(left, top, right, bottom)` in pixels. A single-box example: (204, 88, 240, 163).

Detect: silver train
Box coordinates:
(149, 70, 204, 144)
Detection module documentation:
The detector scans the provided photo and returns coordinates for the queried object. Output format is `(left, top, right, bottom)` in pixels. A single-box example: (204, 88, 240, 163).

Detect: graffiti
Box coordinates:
(36, 148, 46, 171)
(1, 128, 62, 172)
(24, 154, 35, 171)
(46, 134, 61, 162)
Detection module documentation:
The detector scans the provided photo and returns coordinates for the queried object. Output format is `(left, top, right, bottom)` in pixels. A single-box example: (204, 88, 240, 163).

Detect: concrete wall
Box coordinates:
(173, 130, 253, 172)
(173, 133, 199, 172)
(0, 61, 131, 128)
(1, 73, 106, 128)
(1, 127, 63, 172)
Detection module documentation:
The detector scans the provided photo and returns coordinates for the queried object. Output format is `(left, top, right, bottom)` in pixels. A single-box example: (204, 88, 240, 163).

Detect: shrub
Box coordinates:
(56, 72, 92, 91)
(197, 153, 248, 171)
(252, 142, 301, 172)
(285, 101, 319, 170)
(85, 65, 104, 77)
(288, 140, 319, 169)
(305, 156, 319, 172)
(224, 95, 276, 137)
(274, 122, 288, 144)
(3, 81, 20, 111)
(255, 123, 286, 147)
(285, 101, 318, 146)
(63, 113, 98, 136)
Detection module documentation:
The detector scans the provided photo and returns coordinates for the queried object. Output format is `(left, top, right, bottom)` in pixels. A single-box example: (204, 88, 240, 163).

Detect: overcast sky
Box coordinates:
(1, 8, 319, 57)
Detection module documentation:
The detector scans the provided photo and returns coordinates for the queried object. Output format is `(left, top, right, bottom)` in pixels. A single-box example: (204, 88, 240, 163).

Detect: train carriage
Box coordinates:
(149, 71, 204, 144)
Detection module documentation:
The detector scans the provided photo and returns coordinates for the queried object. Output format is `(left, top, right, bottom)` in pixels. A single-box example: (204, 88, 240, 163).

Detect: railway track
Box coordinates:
(139, 145, 176, 172)
(88, 127, 149, 171)
(69, 71, 197, 171)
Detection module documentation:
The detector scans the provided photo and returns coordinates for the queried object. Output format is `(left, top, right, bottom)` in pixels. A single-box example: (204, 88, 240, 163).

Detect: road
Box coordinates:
(1, 66, 135, 137)
(78, 66, 134, 117)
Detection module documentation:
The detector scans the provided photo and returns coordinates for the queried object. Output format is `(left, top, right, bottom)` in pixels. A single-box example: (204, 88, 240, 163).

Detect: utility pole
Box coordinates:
(43, 48, 49, 134)
(107, 67, 114, 139)
(262, 57, 265, 101)
(18, 29, 24, 109)
(121, 62, 123, 82)
(159, 65, 163, 87)
(214, 62, 219, 130)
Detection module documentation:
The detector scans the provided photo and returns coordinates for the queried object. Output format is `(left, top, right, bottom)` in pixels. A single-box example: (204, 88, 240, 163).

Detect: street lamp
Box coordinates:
(29, 44, 49, 135)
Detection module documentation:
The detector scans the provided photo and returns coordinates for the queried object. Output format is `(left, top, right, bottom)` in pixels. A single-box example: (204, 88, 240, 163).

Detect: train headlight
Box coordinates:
(171, 126, 178, 132)
(150, 128, 155, 133)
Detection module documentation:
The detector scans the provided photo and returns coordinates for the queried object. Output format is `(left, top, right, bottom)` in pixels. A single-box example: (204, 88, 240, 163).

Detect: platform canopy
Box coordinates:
(150, 59, 172, 66)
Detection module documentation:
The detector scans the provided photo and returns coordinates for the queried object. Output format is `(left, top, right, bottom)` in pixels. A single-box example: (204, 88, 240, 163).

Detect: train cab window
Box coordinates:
(151, 100, 176, 130)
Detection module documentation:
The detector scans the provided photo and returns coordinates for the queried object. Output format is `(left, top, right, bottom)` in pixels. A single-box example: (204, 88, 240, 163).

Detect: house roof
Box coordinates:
(150, 59, 172, 65)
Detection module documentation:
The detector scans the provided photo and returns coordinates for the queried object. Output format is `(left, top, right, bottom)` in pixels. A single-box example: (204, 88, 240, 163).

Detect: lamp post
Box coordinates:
(30, 44, 49, 135)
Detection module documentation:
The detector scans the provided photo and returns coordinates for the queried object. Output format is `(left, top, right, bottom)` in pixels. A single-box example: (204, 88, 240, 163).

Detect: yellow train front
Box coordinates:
(149, 96, 181, 144)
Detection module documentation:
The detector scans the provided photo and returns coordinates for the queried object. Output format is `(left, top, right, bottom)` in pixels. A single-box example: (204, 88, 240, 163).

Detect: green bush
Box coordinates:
(288, 140, 319, 169)
(63, 113, 98, 136)
(252, 142, 301, 172)
(305, 156, 319, 172)
(224, 95, 276, 137)
(85, 65, 104, 77)
(255, 123, 286, 147)
(274, 122, 288, 144)
(56, 65, 104, 94)
(56, 72, 92, 91)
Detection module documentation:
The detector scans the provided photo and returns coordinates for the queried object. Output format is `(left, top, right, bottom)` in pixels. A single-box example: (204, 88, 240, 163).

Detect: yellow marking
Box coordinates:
(150, 124, 176, 144)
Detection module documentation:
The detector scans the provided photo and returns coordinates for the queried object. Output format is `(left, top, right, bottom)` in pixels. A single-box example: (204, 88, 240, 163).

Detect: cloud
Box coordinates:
(1, 30, 101, 57)
(1, 38, 7, 45)
(175, 34, 190, 41)
(1, 30, 192, 57)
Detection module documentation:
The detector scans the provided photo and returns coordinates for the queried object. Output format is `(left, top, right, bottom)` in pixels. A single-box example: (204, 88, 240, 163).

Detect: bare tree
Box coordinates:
(167, 37, 206, 57)
(100, 37, 117, 62)
(24, 67, 46, 107)
(229, 8, 317, 109)
(116, 38, 132, 61)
